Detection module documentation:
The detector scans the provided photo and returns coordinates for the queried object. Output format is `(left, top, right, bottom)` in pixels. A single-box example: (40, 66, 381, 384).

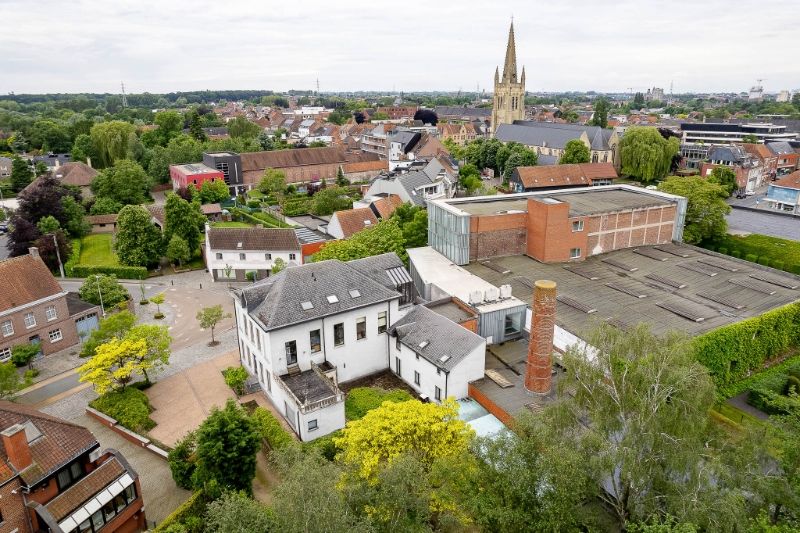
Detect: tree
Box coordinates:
(80, 311, 137, 358)
(0, 361, 30, 400)
(327, 108, 350, 126)
(196, 305, 231, 346)
(33, 229, 70, 274)
(633, 92, 645, 109)
(149, 292, 165, 318)
(192, 400, 262, 494)
(765, 405, 800, 524)
(271, 257, 286, 274)
(371, 111, 390, 121)
(34, 161, 49, 177)
(187, 109, 207, 141)
(708, 166, 738, 196)
(115, 205, 162, 266)
(77, 337, 148, 394)
(335, 166, 348, 187)
(313, 219, 407, 263)
(153, 110, 183, 146)
(413, 109, 438, 125)
(353, 111, 366, 124)
(79, 274, 130, 307)
(89, 121, 136, 167)
(124, 324, 171, 385)
(205, 492, 275, 532)
(619, 126, 680, 183)
(163, 193, 204, 254)
(166, 234, 191, 266)
(198, 179, 229, 204)
(10, 156, 33, 192)
(61, 196, 90, 237)
(29, 119, 72, 153)
(742, 134, 759, 143)
(391, 204, 428, 249)
(550, 324, 753, 529)
(334, 398, 473, 480)
(502, 146, 538, 179)
(658, 176, 730, 243)
(71, 133, 98, 164)
(89, 196, 122, 215)
(36, 215, 60, 235)
(91, 159, 151, 206)
(228, 117, 261, 139)
(310, 186, 352, 216)
(11, 343, 39, 370)
(590, 97, 610, 128)
(258, 168, 287, 197)
(560, 139, 591, 164)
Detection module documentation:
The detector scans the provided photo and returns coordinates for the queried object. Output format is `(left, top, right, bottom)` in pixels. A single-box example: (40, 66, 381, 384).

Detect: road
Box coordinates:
(726, 208, 800, 241)
(0, 235, 9, 260)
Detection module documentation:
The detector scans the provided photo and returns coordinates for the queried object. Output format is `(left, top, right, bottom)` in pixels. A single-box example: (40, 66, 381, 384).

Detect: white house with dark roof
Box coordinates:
(232, 253, 485, 441)
(204, 224, 301, 282)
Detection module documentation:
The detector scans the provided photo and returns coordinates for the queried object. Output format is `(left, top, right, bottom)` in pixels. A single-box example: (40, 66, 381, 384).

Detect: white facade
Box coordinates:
(204, 233, 300, 282)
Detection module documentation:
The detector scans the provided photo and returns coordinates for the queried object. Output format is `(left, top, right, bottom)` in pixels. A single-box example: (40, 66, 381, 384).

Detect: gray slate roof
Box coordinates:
(350, 253, 415, 294)
(767, 141, 795, 155)
(708, 145, 748, 163)
(399, 170, 436, 206)
(499, 121, 613, 151)
(435, 106, 491, 118)
(536, 154, 559, 166)
(391, 305, 485, 371)
(207, 227, 300, 251)
(237, 259, 401, 332)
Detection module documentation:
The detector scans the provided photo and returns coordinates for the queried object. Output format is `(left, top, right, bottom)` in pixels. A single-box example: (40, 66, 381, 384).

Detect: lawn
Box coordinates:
(211, 221, 253, 228)
(79, 234, 120, 267)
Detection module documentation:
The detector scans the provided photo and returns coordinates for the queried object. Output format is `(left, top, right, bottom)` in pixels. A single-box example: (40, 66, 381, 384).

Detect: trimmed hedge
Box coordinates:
(344, 387, 413, 421)
(703, 234, 800, 275)
(153, 491, 208, 533)
(64, 238, 82, 275)
(222, 366, 248, 395)
(693, 302, 800, 391)
(744, 359, 800, 415)
(89, 387, 156, 433)
(251, 406, 294, 450)
(70, 264, 148, 280)
(230, 208, 288, 228)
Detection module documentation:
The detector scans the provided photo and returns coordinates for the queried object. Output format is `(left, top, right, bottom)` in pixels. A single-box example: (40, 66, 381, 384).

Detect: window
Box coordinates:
(395, 356, 401, 376)
(333, 323, 344, 346)
(285, 340, 297, 365)
(571, 220, 584, 232)
(215, 252, 223, 260)
(435, 386, 442, 401)
(570, 247, 582, 259)
(308, 419, 318, 432)
(24, 313, 36, 329)
(377, 312, 387, 334)
(239, 253, 246, 260)
(504, 314, 522, 335)
(49, 329, 63, 343)
(265, 370, 272, 393)
(289, 253, 296, 260)
(356, 317, 366, 340)
(265, 253, 272, 260)
(310, 329, 321, 352)
(414, 371, 420, 386)
(56, 460, 85, 490)
(45, 305, 57, 321)
(0, 348, 10, 362)
(1, 321, 12, 337)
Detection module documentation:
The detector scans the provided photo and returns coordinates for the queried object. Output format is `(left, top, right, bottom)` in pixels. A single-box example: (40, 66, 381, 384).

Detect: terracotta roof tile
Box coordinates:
(342, 160, 388, 174)
(514, 163, 618, 189)
(331, 207, 378, 238)
(207, 227, 300, 251)
(201, 203, 222, 215)
(0, 255, 64, 313)
(54, 162, 98, 187)
(86, 214, 118, 225)
(742, 143, 776, 161)
(45, 457, 126, 520)
(371, 195, 403, 219)
(772, 170, 800, 190)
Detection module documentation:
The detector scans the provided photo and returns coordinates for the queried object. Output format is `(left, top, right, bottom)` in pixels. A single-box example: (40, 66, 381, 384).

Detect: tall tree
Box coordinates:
(658, 176, 730, 243)
(502, 146, 538, 179)
(619, 126, 680, 183)
(124, 324, 171, 385)
(91, 159, 151, 206)
(153, 110, 183, 146)
(590, 97, 610, 128)
(166, 234, 191, 266)
(228, 117, 261, 139)
(10, 156, 33, 192)
(186, 109, 208, 141)
(77, 337, 148, 394)
(198, 179, 229, 204)
(80, 311, 137, 358)
(258, 168, 287, 197)
(560, 139, 591, 164)
(61, 196, 90, 237)
(89, 121, 136, 167)
(163, 192, 204, 254)
(708, 166, 738, 196)
(115, 205, 163, 266)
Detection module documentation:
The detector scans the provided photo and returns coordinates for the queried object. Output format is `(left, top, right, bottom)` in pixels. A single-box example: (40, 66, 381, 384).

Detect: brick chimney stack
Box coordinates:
(28, 247, 40, 258)
(525, 279, 557, 394)
(1, 424, 32, 471)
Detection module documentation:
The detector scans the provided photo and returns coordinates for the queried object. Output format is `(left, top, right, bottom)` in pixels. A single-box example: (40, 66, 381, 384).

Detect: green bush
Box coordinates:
(153, 491, 208, 533)
(251, 406, 294, 450)
(302, 430, 340, 461)
(692, 303, 800, 391)
(704, 234, 800, 276)
(744, 253, 758, 263)
(222, 366, 248, 395)
(731, 249, 742, 259)
(71, 264, 148, 280)
(245, 271, 256, 282)
(168, 432, 197, 490)
(785, 375, 800, 396)
(246, 199, 261, 209)
(344, 387, 413, 421)
(281, 197, 312, 216)
(90, 388, 156, 433)
(757, 256, 771, 267)
(64, 238, 82, 276)
(717, 247, 728, 255)
(773, 259, 785, 270)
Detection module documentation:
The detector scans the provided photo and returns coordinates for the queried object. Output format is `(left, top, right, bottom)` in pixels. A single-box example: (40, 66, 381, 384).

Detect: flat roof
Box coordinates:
(464, 243, 800, 338)
(172, 163, 220, 174)
(439, 184, 680, 217)
(425, 298, 475, 324)
(280, 369, 338, 405)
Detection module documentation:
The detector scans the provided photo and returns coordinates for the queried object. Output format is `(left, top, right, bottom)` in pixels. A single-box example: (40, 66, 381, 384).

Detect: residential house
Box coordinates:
(764, 171, 800, 214)
(297, 119, 317, 139)
(341, 160, 389, 183)
(233, 253, 484, 441)
(437, 123, 478, 146)
(388, 131, 422, 164)
(376, 106, 418, 120)
(495, 122, 620, 167)
(204, 225, 301, 282)
(509, 163, 619, 192)
(700, 145, 764, 192)
(53, 162, 97, 199)
(767, 141, 799, 176)
(0, 401, 145, 533)
(31, 153, 71, 170)
(85, 214, 118, 234)
(324, 207, 378, 239)
(743, 143, 778, 181)
(366, 194, 404, 220)
(0, 250, 100, 359)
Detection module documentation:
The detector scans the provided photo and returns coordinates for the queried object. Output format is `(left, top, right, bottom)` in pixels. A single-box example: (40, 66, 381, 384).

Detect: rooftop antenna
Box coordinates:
(120, 81, 128, 108)
(316, 78, 320, 96)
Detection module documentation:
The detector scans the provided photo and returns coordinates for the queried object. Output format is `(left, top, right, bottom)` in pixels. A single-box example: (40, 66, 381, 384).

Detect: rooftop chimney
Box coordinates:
(1, 424, 33, 471)
(28, 247, 40, 258)
(525, 280, 557, 394)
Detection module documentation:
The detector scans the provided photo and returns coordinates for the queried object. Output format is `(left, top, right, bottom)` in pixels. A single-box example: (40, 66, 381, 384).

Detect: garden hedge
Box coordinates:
(89, 387, 156, 433)
(344, 387, 413, 421)
(64, 238, 82, 275)
(251, 406, 294, 451)
(702, 234, 800, 275)
(692, 302, 800, 391)
(153, 490, 208, 533)
(70, 264, 148, 280)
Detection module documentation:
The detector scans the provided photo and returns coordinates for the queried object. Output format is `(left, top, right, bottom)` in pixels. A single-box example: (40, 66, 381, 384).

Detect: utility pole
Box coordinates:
(121, 81, 128, 108)
(95, 274, 106, 317)
(51, 233, 65, 279)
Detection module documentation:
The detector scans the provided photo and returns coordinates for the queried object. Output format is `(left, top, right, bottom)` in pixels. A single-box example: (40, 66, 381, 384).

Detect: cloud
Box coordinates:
(1, 0, 798, 94)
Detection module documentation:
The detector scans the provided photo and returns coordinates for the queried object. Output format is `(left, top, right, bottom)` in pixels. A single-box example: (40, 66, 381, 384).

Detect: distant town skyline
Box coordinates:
(2, 0, 798, 96)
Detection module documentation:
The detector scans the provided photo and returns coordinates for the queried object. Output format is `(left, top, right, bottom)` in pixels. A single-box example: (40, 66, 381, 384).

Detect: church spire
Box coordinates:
(502, 21, 517, 83)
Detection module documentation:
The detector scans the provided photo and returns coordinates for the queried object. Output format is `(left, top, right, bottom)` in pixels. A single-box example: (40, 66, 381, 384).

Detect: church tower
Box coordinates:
(491, 22, 526, 134)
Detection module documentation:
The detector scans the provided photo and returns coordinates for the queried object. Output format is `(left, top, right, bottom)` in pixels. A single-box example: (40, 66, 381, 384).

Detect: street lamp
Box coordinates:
(50, 233, 65, 279)
(95, 274, 106, 317)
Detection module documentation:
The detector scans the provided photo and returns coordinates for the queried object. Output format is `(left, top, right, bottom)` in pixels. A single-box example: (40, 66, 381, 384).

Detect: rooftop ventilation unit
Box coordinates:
(499, 284, 512, 299)
(468, 290, 483, 305)
(485, 287, 500, 302)
(418, 341, 429, 349)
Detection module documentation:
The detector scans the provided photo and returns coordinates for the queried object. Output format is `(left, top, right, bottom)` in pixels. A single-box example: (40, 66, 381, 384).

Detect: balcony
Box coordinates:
(276, 362, 344, 414)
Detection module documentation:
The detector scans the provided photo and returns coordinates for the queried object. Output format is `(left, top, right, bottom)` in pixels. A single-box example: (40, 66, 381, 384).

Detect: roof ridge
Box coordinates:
(0, 401, 94, 431)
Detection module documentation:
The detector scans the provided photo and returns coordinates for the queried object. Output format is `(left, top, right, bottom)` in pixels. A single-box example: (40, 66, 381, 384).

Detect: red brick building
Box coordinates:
(239, 147, 379, 186)
(169, 163, 225, 191)
(0, 402, 145, 532)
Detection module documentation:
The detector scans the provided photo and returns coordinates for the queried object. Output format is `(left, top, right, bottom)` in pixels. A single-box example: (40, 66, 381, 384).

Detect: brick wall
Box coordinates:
(0, 295, 81, 356)
(0, 477, 32, 533)
(468, 213, 527, 261)
(584, 205, 675, 256)
(525, 199, 588, 263)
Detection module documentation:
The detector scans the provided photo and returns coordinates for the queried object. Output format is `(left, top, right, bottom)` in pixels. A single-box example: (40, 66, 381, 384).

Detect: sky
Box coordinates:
(2, 0, 799, 96)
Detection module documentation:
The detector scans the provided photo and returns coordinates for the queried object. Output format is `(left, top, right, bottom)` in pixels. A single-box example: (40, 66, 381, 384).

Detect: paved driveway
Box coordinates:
(147, 350, 239, 447)
(726, 208, 800, 241)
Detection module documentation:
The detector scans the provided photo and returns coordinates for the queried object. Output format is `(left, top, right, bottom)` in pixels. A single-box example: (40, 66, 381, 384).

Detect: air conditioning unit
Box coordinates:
(469, 290, 483, 305)
(485, 287, 499, 302)
(499, 284, 512, 299)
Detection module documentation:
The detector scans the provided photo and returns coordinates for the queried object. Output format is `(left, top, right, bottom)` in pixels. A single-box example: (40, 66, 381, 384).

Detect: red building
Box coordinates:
(169, 163, 224, 191)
